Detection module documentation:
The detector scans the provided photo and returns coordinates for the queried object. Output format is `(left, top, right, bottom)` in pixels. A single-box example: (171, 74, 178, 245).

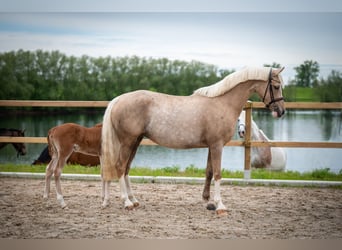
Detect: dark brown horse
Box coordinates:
(32, 145, 100, 166)
(43, 123, 102, 208)
(101, 67, 286, 215)
(0, 128, 27, 157)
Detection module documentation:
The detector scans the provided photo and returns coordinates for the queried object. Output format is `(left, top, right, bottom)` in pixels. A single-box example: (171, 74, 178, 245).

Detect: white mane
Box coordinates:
(193, 67, 271, 97)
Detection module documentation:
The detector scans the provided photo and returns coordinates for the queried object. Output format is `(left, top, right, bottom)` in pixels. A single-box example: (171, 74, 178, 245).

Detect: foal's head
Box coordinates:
(257, 67, 286, 118)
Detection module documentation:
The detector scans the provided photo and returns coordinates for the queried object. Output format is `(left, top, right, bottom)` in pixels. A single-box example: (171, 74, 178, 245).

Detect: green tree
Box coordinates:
(316, 70, 342, 102)
(0, 50, 235, 100)
(293, 60, 320, 87)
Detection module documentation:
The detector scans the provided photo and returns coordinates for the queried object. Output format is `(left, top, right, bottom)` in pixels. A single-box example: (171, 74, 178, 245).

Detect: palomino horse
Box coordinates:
(43, 123, 102, 208)
(0, 128, 27, 157)
(101, 66, 286, 215)
(32, 145, 100, 166)
(238, 110, 287, 171)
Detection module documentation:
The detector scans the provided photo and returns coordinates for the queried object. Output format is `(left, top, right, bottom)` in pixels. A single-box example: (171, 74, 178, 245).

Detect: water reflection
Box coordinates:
(0, 110, 341, 173)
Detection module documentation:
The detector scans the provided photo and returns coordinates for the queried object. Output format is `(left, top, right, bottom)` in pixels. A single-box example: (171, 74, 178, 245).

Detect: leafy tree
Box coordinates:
(0, 50, 229, 100)
(316, 70, 342, 102)
(293, 60, 320, 87)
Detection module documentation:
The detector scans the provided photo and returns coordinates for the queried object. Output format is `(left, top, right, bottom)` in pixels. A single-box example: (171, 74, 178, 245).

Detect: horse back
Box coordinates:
(48, 123, 102, 155)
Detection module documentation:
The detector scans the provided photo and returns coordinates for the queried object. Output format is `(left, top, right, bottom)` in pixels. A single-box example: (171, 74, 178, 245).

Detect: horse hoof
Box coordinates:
(125, 205, 134, 210)
(133, 202, 139, 207)
(206, 203, 216, 211)
(216, 209, 228, 216)
(102, 202, 109, 209)
(61, 204, 68, 209)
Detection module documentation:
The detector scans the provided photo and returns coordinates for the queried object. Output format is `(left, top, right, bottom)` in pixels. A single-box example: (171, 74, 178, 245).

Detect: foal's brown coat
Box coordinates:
(43, 123, 102, 208)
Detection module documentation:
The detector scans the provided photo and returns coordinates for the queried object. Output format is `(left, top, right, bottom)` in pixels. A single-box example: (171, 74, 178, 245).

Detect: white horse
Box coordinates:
(238, 110, 286, 171)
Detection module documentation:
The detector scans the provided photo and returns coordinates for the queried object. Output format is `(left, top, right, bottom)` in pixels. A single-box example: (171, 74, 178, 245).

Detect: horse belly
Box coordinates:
(269, 147, 286, 170)
(146, 125, 206, 149)
(145, 110, 207, 149)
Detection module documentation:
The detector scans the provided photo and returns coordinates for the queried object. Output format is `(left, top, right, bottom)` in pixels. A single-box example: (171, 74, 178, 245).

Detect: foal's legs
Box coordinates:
(43, 142, 58, 199)
(54, 157, 67, 208)
(43, 158, 56, 199)
(43, 146, 68, 208)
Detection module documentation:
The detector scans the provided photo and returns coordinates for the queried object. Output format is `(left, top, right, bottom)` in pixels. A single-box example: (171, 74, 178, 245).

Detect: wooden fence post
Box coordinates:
(244, 101, 253, 179)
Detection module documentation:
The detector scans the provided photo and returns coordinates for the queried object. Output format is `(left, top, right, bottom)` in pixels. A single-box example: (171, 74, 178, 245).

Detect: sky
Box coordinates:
(1, 1, 342, 84)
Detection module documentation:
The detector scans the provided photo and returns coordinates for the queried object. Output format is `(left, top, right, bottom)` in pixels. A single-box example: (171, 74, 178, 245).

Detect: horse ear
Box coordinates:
(274, 66, 285, 75)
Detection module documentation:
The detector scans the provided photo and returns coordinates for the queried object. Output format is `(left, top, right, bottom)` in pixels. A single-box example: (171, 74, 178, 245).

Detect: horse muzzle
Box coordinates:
(271, 108, 285, 118)
(17, 149, 27, 157)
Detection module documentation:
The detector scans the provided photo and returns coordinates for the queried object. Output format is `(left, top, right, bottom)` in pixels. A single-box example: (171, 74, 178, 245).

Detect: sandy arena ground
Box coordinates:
(0, 177, 341, 239)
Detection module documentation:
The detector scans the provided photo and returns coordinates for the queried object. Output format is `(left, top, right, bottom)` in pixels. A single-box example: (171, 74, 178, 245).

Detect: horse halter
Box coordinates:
(262, 69, 284, 108)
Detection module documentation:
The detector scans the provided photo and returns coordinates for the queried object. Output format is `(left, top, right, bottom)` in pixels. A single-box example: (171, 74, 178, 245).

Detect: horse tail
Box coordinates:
(45, 127, 59, 173)
(47, 128, 55, 158)
(101, 97, 120, 181)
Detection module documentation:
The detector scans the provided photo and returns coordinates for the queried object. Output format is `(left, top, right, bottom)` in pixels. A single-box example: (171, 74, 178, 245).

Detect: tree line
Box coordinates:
(0, 50, 341, 102)
(0, 50, 232, 101)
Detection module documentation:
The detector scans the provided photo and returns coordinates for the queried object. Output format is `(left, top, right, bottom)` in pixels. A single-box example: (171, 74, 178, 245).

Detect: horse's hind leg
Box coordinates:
(43, 160, 55, 199)
(124, 138, 142, 207)
(124, 175, 139, 207)
(117, 142, 141, 210)
(119, 175, 134, 209)
(101, 179, 110, 208)
(54, 157, 68, 209)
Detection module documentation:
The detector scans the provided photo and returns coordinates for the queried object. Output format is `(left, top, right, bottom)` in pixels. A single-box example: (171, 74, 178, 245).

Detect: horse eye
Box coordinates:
(273, 85, 280, 90)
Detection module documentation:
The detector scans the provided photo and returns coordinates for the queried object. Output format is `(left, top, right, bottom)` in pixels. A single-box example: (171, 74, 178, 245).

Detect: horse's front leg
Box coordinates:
(210, 145, 228, 216)
(202, 149, 213, 201)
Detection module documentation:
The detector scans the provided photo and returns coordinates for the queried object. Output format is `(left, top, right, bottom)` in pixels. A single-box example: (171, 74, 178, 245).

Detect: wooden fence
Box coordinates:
(1, 100, 341, 178)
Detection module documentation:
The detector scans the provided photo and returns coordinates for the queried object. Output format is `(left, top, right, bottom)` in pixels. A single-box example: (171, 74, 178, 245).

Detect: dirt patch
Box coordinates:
(0, 177, 341, 239)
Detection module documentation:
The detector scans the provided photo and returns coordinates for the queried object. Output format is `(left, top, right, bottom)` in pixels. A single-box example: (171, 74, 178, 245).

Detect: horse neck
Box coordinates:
(218, 80, 261, 118)
(258, 129, 270, 141)
(2, 129, 23, 137)
(0, 129, 14, 136)
(0, 129, 22, 149)
(251, 121, 261, 140)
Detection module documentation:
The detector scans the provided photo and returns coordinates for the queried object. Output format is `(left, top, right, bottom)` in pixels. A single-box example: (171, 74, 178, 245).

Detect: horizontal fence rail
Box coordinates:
(0, 137, 340, 149)
(1, 100, 341, 179)
(1, 100, 342, 109)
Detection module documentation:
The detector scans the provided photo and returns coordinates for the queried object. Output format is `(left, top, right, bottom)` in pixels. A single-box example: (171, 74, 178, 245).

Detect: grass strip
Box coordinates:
(0, 164, 341, 181)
